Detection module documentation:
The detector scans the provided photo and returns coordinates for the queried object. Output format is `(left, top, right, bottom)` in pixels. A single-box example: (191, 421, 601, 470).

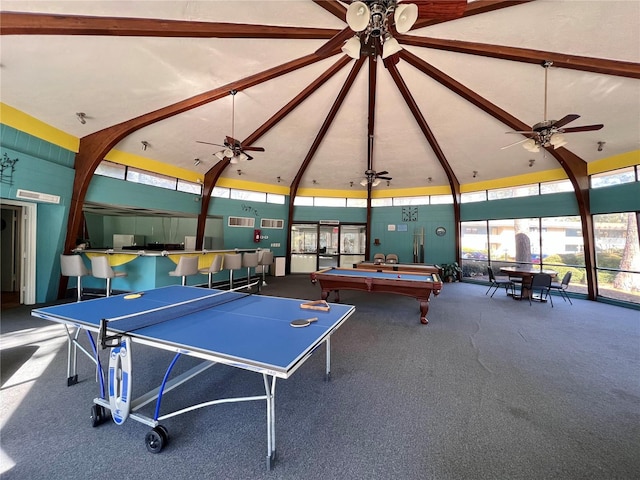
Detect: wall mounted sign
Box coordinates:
(401, 207, 418, 222)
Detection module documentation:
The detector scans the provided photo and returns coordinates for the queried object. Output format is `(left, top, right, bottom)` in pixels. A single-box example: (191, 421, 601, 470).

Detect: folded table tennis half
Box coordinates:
(32, 285, 355, 470)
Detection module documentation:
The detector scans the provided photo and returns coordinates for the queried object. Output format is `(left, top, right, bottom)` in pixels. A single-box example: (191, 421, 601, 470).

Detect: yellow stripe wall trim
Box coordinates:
(0, 103, 79, 152)
(588, 150, 640, 175)
(2, 104, 638, 195)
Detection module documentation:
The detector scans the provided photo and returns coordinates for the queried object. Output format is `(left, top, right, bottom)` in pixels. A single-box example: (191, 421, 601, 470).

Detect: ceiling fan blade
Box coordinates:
(196, 141, 225, 148)
(506, 131, 535, 135)
(378, 176, 392, 181)
(226, 136, 241, 147)
(560, 124, 604, 133)
(241, 146, 265, 152)
(244, 153, 254, 161)
(553, 114, 580, 128)
(376, 171, 389, 176)
(501, 138, 530, 150)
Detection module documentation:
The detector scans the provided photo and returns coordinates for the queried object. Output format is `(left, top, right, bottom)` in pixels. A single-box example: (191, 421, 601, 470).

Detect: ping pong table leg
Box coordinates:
(263, 374, 277, 470)
(325, 336, 332, 381)
(64, 325, 99, 386)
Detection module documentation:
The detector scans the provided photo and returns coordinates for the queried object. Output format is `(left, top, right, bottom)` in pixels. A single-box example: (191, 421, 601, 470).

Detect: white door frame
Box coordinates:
(1, 199, 36, 304)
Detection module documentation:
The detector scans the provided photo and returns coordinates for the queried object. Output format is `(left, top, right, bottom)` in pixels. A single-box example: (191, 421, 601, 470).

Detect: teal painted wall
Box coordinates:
(460, 192, 579, 221)
(590, 182, 640, 214)
(0, 126, 76, 302)
(209, 196, 289, 256)
(369, 205, 456, 265)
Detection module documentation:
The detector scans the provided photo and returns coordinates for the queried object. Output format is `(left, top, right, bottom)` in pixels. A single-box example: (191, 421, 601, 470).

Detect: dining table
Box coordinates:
(499, 266, 558, 300)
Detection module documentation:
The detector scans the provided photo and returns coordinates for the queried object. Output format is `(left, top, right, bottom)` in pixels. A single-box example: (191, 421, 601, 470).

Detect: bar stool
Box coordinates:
(90, 255, 127, 297)
(199, 255, 223, 288)
(223, 253, 243, 289)
(169, 256, 200, 286)
(242, 252, 259, 289)
(257, 251, 274, 286)
(60, 254, 90, 301)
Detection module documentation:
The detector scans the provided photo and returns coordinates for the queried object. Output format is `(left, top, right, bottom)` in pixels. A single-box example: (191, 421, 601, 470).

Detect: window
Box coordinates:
(393, 196, 429, 206)
(95, 161, 126, 180)
(230, 189, 266, 202)
(593, 212, 640, 304)
(293, 196, 313, 206)
(371, 198, 393, 207)
(260, 218, 284, 229)
(347, 198, 367, 208)
(430, 195, 453, 205)
(212, 187, 230, 198)
(591, 166, 637, 188)
(461, 191, 486, 203)
(540, 179, 573, 194)
(228, 216, 255, 227)
(126, 168, 177, 190)
(314, 197, 346, 207)
(266, 193, 285, 204)
(177, 179, 202, 194)
(488, 184, 539, 200)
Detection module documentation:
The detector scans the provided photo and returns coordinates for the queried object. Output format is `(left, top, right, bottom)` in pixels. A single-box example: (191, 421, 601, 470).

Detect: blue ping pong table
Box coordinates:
(32, 285, 355, 469)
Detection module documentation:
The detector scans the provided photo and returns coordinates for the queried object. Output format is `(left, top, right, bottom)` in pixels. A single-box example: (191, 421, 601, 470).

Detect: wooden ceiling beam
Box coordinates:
(398, 36, 640, 79)
(0, 12, 338, 39)
(385, 56, 462, 265)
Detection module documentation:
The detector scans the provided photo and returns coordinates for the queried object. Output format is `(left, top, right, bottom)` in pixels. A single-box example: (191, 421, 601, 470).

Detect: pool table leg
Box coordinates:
(419, 299, 429, 325)
(322, 290, 339, 303)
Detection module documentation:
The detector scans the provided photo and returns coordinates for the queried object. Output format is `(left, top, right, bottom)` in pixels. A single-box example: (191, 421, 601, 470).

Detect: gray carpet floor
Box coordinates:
(1, 276, 639, 480)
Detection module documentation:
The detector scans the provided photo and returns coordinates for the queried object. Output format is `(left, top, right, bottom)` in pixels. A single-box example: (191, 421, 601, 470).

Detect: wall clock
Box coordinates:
(435, 226, 446, 236)
(401, 207, 418, 222)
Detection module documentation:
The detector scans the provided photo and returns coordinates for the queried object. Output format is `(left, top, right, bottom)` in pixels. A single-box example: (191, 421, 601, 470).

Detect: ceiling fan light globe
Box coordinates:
(394, 3, 418, 34)
(223, 148, 234, 158)
(214, 151, 226, 160)
(229, 156, 240, 164)
(382, 35, 402, 59)
(346, 2, 371, 32)
(550, 134, 567, 148)
(371, 178, 381, 187)
(360, 178, 368, 187)
(522, 139, 539, 152)
(238, 152, 249, 162)
(342, 36, 362, 59)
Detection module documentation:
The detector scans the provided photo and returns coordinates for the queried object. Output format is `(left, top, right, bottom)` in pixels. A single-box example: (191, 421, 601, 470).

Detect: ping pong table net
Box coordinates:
(98, 284, 257, 349)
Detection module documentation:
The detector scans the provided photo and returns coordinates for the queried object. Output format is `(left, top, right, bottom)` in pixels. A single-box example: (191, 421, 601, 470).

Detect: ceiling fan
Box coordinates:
(341, 0, 466, 59)
(503, 61, 604, 152)
(196, 90, 264, 164)
(360, 135, 392, 186)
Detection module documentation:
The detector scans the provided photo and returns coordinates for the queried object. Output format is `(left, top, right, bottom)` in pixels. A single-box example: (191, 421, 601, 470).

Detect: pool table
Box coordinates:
(355, 262, 441, 275)
(310, 267, 442, 325)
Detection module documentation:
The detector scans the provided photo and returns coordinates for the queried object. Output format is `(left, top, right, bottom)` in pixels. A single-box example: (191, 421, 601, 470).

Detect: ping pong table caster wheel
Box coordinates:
(145, 425, 169, 453)
(90, 405, 108, 427)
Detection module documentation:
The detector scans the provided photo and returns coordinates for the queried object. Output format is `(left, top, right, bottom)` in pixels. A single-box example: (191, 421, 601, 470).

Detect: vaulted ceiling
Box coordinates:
(1, 1, 639, 197)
